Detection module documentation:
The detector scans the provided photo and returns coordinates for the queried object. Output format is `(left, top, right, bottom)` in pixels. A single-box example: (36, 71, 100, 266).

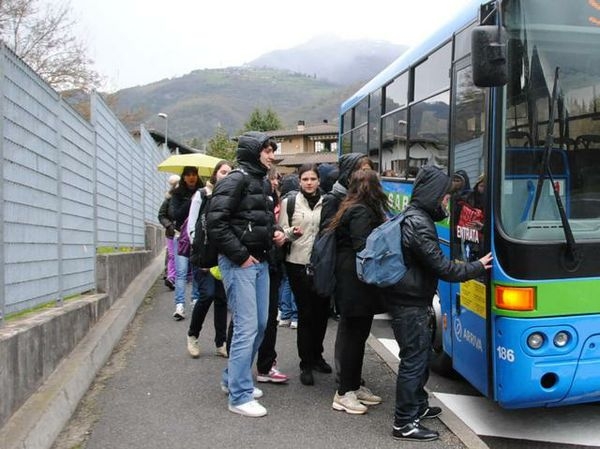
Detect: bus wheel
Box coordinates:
(428, 296, 457, 378)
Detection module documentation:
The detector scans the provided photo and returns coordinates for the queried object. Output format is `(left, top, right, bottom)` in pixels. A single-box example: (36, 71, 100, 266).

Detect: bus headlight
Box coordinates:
(553, 331, 570, 347)
(527, 332, 545, 349)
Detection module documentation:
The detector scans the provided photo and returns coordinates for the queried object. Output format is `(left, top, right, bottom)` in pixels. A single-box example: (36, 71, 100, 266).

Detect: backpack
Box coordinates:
(308, 229, 337, 297)
(355, 212, 408, 287)
(189, 189, 218, 268)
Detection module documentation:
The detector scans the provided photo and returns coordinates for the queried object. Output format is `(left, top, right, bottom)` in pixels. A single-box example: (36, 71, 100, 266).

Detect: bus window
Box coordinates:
(381, 109, 407, 175)
(385, 72, 408, 113)
(409, 91, 450, 170)
(414, 42, 452, 103)
(351, 125, 368, 155)
(369, 90, 382, 159)
(354, 98, 368, 128)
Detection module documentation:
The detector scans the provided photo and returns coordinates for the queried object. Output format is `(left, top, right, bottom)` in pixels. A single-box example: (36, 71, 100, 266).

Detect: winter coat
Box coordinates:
(279, 191, 324, 265)
(157, 189, 176, 237)
(335, 203, 385, 317)
(384, 165, 486, 308)
(206, 132, 276, 266)
(169, 183, 201, 232)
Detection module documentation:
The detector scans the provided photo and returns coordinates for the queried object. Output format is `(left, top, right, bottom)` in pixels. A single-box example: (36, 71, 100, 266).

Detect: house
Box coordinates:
(268, 120, 339, 170)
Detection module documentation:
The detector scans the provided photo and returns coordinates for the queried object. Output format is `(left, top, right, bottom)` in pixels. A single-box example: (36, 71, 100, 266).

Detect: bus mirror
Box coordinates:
(471, 25, 508, 87)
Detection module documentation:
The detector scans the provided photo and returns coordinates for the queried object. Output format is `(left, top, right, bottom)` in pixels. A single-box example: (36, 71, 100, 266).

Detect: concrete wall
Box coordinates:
(0, 224, 165, 429)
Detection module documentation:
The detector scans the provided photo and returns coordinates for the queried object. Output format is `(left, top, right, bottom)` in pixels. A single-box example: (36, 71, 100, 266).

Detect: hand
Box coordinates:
(292, 226, 303, 237)
(478, 252, 493, 270)
(273, 230, 286, 247)
(165, 225, 175, 238)
(241, 255, 258, 267)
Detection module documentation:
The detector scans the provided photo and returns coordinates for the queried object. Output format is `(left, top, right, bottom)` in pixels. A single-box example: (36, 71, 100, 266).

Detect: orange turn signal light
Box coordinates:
(495, 286, 535, 311)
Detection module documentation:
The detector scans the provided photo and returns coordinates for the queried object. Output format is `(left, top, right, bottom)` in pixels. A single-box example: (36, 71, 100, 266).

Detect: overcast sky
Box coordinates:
(70, 0, 471, 91)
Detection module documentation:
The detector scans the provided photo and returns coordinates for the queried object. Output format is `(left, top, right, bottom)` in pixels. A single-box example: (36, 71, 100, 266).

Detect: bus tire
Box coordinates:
(428, 296, 458, 378)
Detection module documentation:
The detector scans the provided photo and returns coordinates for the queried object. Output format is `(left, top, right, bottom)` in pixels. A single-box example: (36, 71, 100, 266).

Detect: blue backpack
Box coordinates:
(356, 212, 408, 287)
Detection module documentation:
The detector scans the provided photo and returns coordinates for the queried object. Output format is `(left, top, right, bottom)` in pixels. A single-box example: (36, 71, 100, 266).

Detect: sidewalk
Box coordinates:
(48, 273, 476, 449)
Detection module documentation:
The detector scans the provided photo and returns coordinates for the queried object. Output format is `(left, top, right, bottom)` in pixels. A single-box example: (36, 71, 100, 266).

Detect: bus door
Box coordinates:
(448, 59, 490, 396)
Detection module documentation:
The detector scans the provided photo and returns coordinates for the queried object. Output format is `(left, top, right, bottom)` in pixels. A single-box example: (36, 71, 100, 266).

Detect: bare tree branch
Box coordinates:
(0, 0, 102, 92)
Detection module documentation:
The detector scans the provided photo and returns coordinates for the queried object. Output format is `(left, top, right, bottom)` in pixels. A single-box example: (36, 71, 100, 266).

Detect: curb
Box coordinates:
(0, 256, 165, 449)
(367, 334, 491, 449)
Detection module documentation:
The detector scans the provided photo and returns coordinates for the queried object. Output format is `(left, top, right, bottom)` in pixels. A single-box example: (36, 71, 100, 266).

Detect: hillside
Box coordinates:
(110, 36, 406, 145)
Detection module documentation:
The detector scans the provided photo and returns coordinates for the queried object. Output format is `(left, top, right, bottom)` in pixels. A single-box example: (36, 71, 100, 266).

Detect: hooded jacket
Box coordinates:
(320, 152, 366, 228)
(384, 165, 486, 308)
(206, 132, 276, 265)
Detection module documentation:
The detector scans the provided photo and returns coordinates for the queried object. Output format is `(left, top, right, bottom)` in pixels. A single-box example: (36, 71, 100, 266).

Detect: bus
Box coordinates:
(339, 0, 600, 409)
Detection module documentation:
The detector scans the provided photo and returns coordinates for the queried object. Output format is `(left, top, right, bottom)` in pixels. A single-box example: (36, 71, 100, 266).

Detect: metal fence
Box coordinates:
(0, 44, 169, 320)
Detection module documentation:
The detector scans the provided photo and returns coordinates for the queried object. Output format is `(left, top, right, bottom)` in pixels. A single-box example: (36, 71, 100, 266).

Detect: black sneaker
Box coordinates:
(300, 369, 314, 386)
(392, 421, 439, 441)
(313, 359, 332, 374)
(419, 406, 442, 419)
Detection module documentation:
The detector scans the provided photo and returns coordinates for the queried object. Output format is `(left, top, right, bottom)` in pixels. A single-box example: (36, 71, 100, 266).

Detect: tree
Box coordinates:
(0, 0, 101, 92)
(207, 126, 236, 162)
(242, 107, 283, 132)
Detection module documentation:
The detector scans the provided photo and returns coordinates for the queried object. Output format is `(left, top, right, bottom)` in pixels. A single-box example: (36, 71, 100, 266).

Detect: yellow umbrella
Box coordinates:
(157, 153, 223, 178)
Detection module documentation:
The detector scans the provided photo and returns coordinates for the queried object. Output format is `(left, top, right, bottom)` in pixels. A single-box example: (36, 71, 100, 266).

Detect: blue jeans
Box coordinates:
(219, 255, 269, 406)
(173, 235, 199, 306)
(278, 273, 297, 321)
(389, 305, 432, 426)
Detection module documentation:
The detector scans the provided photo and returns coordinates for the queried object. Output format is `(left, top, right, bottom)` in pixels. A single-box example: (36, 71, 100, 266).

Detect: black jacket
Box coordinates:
(206, 132, 276, 266)
(384, 165, 485, 308)
(168, 184, 199, 232)
(335, 204, 385, 317)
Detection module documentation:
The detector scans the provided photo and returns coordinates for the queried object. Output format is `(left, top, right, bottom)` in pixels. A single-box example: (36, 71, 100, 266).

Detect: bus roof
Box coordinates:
(340, 0, 483, 113)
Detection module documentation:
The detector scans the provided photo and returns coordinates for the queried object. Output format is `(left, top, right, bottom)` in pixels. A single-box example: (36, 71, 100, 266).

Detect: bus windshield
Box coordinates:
(500, 0, 600, 242)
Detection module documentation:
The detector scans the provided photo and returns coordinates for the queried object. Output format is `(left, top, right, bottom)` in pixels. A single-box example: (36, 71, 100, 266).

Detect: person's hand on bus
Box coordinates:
(468, 220, 484, 230)
(478, 252, 493, 270)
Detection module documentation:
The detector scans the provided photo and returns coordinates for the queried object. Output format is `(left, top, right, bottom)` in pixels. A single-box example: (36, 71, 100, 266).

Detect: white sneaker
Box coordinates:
(332, 391, 368, 415)
(278, 319, 291, 327)
(354, 385, 382, 405)
(228, 400, 267, 417)
(187, 336, 200, 358)
(215, 344, 228, 358)
(173, 303, 185, 320)
(220, 383, 263, 399)
(290, 320, 298, 329)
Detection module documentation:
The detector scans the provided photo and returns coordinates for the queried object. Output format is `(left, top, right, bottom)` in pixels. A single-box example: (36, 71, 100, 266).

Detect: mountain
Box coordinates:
(248, 35, 407, 86)
(110, 36, 406, 145)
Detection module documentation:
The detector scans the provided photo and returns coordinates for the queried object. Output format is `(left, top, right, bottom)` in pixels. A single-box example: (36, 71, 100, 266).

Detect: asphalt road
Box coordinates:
(50, 278, 472, 449)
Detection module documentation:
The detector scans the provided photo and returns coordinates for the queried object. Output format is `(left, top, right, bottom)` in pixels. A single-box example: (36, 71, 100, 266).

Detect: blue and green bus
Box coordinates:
(339, 0, 600, 408)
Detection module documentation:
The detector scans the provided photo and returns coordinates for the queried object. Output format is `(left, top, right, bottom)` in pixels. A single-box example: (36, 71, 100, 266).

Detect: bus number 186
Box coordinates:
(496, 346, 515, 362)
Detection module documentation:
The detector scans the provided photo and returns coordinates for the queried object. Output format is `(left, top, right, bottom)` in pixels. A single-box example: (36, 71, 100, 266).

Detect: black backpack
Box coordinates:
(308, 229, 336, 297)
(189, 188, 218, 269)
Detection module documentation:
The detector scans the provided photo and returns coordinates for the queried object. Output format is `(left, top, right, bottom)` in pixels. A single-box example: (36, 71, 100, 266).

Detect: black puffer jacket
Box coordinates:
(384, 165, 485, 308)
(207, 132, 275, 266)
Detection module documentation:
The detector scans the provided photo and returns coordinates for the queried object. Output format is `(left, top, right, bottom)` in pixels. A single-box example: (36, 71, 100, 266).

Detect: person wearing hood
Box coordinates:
(383, 165, 492, 442)
(321, 153, 374, 225)
(207, 131, 285, 418)
(319, 153, 374, 377)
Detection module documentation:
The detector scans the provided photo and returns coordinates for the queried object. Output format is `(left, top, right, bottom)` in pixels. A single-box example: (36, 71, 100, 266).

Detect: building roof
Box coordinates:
(275, 152, 338, 167)
(268, 123, 338, 139)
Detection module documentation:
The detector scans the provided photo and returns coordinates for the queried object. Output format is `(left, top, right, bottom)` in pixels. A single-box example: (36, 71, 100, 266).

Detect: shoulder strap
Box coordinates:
(286, 194, 296, 227)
